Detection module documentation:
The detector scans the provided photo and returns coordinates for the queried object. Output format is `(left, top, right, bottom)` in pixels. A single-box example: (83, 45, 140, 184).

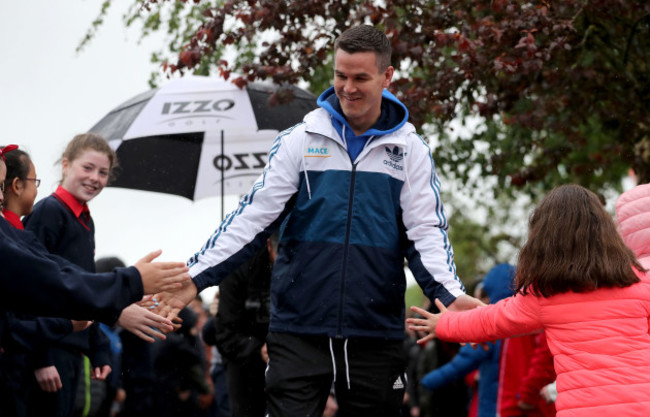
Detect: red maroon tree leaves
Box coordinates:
(100, 0, 650, 195)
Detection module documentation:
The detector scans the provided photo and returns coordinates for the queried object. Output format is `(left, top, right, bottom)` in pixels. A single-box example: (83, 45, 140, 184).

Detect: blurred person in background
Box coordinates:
(205, 234, 277, 417)
(419, 264, 516, 417)
(152, 307, 212, 417)
(202, 290, 231, 417)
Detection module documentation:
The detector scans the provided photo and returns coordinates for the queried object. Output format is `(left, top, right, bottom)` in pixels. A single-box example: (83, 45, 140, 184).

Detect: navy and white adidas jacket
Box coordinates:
(189, 87, 464, 340)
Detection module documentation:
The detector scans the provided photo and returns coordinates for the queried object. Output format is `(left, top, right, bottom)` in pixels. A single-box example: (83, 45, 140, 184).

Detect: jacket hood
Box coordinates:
(316, 87, 409, 138)
(615, 183, 650, 267)
(482, 263, 515, 303)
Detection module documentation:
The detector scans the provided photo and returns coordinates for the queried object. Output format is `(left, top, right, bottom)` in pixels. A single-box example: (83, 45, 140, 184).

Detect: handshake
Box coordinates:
(113, 249, 199, 343)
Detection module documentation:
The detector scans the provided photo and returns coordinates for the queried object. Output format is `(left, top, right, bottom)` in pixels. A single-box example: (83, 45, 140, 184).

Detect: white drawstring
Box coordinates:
(329, 337, 351, 389)
(403, 146, 412, 193)
(329, 338, 337, 383)
(343, 339, 350, 390)
(301, 135, 312, 200)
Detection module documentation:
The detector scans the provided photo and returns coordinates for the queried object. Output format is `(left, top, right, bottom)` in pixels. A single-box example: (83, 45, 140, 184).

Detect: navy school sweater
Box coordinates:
(1, 210, 74, 353)
(0, 217, 143, 355)
(24, 194, 109, 366)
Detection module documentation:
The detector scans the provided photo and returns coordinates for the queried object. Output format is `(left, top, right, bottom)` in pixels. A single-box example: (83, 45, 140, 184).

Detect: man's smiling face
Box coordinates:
(333, 49, 393, 135)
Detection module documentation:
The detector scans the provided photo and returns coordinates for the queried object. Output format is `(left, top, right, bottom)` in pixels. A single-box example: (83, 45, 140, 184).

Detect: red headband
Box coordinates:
(0, 144, 18, 161)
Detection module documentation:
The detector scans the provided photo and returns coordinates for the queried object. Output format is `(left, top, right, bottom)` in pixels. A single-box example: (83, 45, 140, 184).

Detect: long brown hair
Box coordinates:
(516, 184, 644, 297)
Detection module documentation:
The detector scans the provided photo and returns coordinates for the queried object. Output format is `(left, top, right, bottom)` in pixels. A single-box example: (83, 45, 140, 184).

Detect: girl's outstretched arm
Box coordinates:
(407, 299, 448, 345)
(426, 294, 542, 344)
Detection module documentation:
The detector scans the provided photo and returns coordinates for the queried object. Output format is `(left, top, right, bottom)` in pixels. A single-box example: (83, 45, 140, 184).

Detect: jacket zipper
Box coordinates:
(337, 162, 357, 337)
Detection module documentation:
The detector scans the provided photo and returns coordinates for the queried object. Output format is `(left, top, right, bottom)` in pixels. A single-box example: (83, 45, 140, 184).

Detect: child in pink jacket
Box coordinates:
(408, 184, 650, 417)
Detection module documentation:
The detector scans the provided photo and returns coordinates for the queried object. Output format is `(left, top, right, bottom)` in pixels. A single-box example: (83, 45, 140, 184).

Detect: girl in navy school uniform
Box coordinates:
(1, 148, 39, 229)
(0, 147, 79, 417)
(22, 134, 172, 417)
(0, 144, 186, 325)
(1, 146, 175, 417)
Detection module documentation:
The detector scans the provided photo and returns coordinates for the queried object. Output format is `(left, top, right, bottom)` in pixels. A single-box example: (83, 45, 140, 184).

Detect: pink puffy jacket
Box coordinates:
(437, 270, 650, 417)
(616, 183, 650, 268)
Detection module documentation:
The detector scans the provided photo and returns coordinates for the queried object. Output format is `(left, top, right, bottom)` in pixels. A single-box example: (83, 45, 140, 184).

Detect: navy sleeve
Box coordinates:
(0, 221, 143, 323)
(6, 314, 73, 351)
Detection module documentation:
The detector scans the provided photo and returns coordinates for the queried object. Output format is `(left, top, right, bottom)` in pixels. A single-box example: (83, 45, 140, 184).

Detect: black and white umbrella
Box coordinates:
(89, 75, 316, 210)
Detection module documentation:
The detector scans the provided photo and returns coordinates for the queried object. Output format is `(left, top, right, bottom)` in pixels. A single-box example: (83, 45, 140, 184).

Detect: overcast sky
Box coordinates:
(0, 1, 242, 301)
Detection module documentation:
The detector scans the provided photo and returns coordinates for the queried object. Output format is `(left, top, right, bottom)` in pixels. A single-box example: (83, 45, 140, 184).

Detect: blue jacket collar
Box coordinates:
(316, 87, 409, 139)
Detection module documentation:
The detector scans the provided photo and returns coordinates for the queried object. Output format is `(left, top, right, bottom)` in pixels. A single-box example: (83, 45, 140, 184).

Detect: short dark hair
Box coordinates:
(334, 25, 391, 71)
(516, 184, 644, 297)
(3, 148, 31, 192)
(95, 256, 126, 273)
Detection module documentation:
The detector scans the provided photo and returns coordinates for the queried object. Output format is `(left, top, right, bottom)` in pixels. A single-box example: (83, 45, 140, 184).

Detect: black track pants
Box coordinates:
(265, 332, 407, 417)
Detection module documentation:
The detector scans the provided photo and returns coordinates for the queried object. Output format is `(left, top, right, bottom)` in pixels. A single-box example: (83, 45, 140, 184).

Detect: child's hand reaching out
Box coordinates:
(406, 298, 447, 345)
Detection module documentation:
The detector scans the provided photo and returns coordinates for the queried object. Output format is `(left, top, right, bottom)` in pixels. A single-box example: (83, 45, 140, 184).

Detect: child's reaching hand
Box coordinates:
(406, 299, 447, 345)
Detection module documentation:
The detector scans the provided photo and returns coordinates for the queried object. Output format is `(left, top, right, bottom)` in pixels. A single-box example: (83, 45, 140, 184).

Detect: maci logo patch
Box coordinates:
(305, 147, 331, 158)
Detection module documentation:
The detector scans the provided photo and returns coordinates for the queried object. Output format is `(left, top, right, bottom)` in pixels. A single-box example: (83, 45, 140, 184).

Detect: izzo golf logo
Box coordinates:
(213, 152, 267, 171)
(161, 99, 235, 115)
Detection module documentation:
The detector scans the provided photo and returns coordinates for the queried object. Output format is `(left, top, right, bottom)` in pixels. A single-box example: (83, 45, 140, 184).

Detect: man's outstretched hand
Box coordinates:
(447, 294, 486, 311)
(135, 250, 191, 294)
(152, 281, 198, 325)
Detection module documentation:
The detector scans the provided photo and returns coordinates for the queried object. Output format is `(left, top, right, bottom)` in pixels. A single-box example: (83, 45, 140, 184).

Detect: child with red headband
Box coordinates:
(0, 143, 189, 302)
(0, 144, 190, 415)
(1, 146, 85, 416)
(2, 147, 39, 227)
(0, 145, 178, 416)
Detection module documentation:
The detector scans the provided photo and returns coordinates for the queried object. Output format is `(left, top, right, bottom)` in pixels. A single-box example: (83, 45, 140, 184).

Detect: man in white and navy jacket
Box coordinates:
(172, 25, 484, 417)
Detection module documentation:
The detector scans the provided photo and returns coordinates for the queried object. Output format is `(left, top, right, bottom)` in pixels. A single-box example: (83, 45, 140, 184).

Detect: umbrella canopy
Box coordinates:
(89, 75, 317, 201)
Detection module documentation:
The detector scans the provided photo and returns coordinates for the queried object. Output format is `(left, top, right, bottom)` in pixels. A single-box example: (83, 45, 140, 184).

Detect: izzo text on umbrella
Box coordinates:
(213, 152, 267, 171)
(161, 99, 235, 115)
